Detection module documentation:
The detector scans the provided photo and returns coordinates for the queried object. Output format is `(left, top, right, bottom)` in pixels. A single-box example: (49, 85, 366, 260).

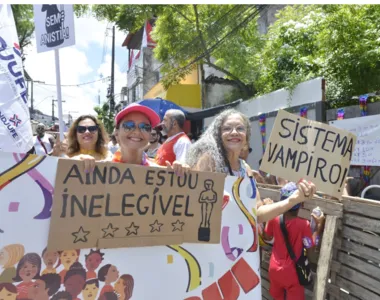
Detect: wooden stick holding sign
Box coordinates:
(260, 110, 357, 199)
(47, 159, 225, 251)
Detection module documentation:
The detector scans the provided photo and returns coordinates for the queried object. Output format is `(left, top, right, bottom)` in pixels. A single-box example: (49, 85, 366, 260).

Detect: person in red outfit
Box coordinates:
(155, 109, 191, 166)
(262, 182, 325, 300)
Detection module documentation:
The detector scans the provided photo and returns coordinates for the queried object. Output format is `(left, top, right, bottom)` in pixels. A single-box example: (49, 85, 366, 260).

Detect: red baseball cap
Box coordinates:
(115, 103, 160, 128)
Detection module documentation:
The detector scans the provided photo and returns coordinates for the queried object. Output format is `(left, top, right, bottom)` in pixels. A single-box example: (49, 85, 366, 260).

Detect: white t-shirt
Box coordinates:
(165, 132, 192, 163)
(33, 134, 53, 155)
(108, 141, 119, 155)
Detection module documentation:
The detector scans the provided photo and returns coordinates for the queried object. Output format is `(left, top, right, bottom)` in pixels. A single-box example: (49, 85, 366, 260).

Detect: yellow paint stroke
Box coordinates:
(232, 177, 257, 227)
(167, 245, 201, 292)
(0, 155, 44, 188)
(167, 254, 173, 264)
(251, 207, 257, 217)
(232, 177, 258, 252)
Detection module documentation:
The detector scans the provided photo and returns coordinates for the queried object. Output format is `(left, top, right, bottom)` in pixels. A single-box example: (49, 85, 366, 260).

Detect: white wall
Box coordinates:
(237, 77, 323, 118)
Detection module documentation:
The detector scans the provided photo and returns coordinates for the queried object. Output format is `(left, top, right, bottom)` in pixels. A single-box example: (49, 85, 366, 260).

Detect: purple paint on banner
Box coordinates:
(33, 180, 53, 219)
(13, 153, 53, 219)
(238, 224, 243, 235)
(8, 202, 19, 212)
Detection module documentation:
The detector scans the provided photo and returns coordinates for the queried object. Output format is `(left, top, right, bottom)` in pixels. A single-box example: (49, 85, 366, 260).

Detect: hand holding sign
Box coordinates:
(166, 160, 191, 177)
(72, 154, 96, 173)
(291, 179, 317, 203)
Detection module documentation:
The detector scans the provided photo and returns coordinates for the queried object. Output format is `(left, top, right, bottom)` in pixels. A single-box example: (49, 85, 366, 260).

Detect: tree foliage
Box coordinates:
(94, 102, 114, 134)
(152, 5, 263, 97)
(86, 4, 264, 99)
(90, 5, 165, 33)
(254, 5, 380, 101)
(11, 5, 34, 60)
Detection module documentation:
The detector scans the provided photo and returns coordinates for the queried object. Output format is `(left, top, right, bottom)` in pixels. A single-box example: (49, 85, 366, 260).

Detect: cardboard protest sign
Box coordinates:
(0, 151, 261, 299)
(47, 159, 225, 251)
(260, 110, 357, 198)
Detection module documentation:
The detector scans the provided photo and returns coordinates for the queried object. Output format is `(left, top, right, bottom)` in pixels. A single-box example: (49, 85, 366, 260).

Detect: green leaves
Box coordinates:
(94, 103, 114, 134)
(89, 4, 262, 100)
(254, 5, 380, 103)
(11, 5, 34, 60)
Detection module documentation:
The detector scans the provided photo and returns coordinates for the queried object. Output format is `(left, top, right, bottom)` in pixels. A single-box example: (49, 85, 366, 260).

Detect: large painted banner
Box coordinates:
(0, 151, 261, 300)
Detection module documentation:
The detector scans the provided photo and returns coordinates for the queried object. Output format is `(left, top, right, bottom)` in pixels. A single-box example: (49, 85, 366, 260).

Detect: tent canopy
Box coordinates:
(185, 99, 242, 121)
(137, 98, 188, 120)
(137, 98, 243, 122)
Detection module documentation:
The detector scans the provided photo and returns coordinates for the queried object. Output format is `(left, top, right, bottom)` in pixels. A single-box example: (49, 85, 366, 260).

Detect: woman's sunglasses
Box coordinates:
(121, 121, 151, 133)
(76, 125, 98, 134)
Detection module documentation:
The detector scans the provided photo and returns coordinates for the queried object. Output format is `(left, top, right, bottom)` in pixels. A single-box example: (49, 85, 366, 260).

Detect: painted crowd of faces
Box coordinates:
(0, 244, 133, 300)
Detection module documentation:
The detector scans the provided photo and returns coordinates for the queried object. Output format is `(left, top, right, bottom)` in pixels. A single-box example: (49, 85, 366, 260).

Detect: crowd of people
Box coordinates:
(17, 102, 334, 300)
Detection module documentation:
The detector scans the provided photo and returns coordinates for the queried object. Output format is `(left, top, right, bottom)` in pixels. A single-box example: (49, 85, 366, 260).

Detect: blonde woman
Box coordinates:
(0, 244, 25, 283)
(66, 115, 110, 162)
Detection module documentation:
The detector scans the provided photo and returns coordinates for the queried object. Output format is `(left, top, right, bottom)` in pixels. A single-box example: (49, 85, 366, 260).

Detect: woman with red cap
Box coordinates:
(79, 103, 188, 176)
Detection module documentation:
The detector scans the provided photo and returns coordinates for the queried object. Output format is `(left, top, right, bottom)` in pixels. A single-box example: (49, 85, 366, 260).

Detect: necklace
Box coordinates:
(79, 149, 96, 155)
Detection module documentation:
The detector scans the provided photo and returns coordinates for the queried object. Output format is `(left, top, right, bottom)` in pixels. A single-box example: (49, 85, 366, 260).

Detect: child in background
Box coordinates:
(262, 182, 325, 300)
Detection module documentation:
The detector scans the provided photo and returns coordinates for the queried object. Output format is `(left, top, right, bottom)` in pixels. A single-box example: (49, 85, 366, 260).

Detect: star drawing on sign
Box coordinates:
(149, 220, 163, 233)
(125, 222, 139, 236)
(172, 220, 185, 232)
(72, 226, 90, 244)
(101, 223, 119, 238)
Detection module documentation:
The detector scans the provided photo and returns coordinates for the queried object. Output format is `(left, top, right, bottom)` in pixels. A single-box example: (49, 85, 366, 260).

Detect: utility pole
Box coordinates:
(52, 99, 66, 124)
(110, 25, 115, 113)
(29, 80, 44, 118)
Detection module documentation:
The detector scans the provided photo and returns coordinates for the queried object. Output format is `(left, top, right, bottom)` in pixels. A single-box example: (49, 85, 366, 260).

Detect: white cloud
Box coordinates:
(22, 15, 127, 121)
(96, 54, 126, 108)
(71, 16, 127, 50)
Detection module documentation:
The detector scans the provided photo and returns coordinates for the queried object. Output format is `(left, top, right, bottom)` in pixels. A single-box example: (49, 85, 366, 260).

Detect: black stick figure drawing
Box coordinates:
(198, 179, 217, 242)
(41, 5, 65, 47)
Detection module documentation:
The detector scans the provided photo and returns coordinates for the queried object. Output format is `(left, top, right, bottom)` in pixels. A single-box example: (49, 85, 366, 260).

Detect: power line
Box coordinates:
(134, 5, 263, 86)
(126, 5, 249, 88)
(122, 5, 267, 98)
(34, 77, 110, 87)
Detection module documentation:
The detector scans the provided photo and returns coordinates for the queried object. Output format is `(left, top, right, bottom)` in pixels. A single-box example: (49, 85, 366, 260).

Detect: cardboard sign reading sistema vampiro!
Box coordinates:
(260, 110, 357, 198)
(47, 159, 225, 251)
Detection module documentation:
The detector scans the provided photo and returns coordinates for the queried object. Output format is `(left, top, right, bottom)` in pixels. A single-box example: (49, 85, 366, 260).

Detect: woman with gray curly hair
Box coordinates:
(185, 109, 316, 223)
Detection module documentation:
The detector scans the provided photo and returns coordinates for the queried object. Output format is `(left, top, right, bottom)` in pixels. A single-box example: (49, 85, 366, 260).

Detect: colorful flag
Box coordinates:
(336, 108, 345, 120)
(300, 106, 308, 118)
(141, 20, 156, 49)
(259, 113, 266, 154)
(0, 5, 33, 153)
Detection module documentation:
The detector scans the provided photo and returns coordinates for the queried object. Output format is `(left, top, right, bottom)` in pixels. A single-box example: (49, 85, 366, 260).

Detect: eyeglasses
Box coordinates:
(151, 133, 157, 137)
(76, 125, 98, 134)
(121, 121, 151, 133)
(221, 125, 247, 133)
